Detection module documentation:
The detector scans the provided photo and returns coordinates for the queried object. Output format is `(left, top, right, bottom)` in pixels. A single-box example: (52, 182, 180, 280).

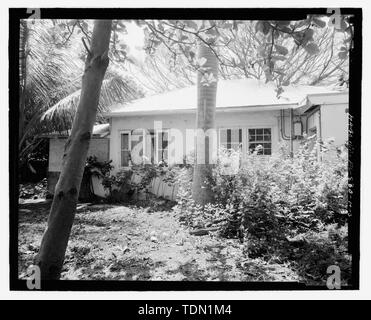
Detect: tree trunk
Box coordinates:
(192, 42, 218, 206)
(35, 20, 112, 280)
(19, 19, 28, 147)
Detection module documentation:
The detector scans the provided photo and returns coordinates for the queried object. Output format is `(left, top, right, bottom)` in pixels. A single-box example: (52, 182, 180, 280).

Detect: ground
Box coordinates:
(18, 199, 300, 282)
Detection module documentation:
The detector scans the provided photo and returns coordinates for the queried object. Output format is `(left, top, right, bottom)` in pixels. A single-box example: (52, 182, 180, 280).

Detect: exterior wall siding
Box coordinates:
(110, 110, 282, 171)
(48, 137, 109, 172)
(47, 137, 109, 194)
(320, 104, 348, 145)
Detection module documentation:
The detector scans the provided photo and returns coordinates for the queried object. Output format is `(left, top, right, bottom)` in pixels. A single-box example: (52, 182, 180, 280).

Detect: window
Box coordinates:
(146, 129, 155, 164)
(220, 128, 242, 151)
(120, 132, 130, 167)
(120, 129, 169, 167)
(248, 128, 271, 155)
(156, 130, 169, 163)
(130, 129, 144, 165)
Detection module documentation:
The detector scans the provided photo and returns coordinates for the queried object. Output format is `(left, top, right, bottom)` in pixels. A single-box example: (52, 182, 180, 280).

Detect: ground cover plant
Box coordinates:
(19, 139, 351, 285)
(175, 140, 351, 284)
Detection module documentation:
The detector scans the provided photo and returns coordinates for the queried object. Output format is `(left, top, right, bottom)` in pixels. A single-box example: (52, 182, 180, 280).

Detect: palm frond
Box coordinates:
(19, 19, 144, 163)
(41, 73, 143, 122)
(26, 20, 83, 108)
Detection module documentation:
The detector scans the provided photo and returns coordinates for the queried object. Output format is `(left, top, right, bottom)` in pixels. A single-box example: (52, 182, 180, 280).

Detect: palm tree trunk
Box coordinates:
(192, 42, 218, 206)
(35, 20, 112, 280)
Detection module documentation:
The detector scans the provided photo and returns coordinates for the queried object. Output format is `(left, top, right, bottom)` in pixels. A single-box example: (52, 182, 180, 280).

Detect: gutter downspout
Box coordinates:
(280, 108, 295, 157)
(318, 107, 323, 161)
(280, 109, 291, 140)
(318, 107, 322, 142)
(290, 108, 294, 157)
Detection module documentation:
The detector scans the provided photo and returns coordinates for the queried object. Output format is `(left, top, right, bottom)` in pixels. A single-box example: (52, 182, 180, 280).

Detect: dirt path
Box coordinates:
(68, 204, 249, 280)
(18, 201, 300, 281)
(18, 202, 246, 281)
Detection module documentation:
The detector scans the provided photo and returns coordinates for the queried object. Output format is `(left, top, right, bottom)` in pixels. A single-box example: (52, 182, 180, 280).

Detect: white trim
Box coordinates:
(141, 128, 146, 161)
(119, 130, 131, 169)
(130, 128, 148, 166)
(247, 127, 273, 156)
(155, 129, 170, 164)
(104, 103, 299, 117)
(218, 125, 274, 157)
(218, 127, 244, 154)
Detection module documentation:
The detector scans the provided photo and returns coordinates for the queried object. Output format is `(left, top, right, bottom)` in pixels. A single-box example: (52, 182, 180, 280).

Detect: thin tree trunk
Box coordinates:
(19, 19, 28, 147)
(192, 42, 218, 206)
(35, 20, 112, 280)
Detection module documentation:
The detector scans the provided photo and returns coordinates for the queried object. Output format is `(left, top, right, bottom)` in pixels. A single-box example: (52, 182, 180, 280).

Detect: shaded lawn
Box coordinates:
(18, 200, 302, 282)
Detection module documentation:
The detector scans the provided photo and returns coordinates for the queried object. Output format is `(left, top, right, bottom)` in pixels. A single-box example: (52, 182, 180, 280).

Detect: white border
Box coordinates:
(1, 0, 370, 300)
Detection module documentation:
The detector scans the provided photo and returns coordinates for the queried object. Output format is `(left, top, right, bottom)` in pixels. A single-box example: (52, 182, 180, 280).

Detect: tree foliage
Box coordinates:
(174, 140, 350, 283)
(134, 16, 352, 95)
(19, 19, 144, 168)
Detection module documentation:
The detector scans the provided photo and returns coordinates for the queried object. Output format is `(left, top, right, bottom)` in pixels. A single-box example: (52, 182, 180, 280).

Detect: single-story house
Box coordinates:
(45, 123, 110, 196)
(45, 79, 349, 197)
(104, 78, 348, 172)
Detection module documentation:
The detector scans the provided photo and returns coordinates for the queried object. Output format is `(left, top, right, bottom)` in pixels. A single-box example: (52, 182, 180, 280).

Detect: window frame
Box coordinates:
(218, 126, 274, 157)
(218, 127, 244, 152)
(155, 129, 170, 164)
(119, 130, 131, 168)
(247, 127, 272, 156)
(145, 129, 156, 165)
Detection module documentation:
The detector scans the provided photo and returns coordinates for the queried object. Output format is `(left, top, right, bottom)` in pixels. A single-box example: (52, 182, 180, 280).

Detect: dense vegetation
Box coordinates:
(18, 17, 353, 282)
(175, 140, 350, 284)
(98, 139, 350, 284)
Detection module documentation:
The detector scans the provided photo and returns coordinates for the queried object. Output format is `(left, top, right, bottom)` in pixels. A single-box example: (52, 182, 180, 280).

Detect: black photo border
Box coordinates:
(9, 7, 362, 291)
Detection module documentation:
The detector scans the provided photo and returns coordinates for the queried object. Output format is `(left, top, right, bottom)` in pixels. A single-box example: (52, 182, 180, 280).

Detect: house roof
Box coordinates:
(105, 78, 348, 117)
(41, 123, 110, 138)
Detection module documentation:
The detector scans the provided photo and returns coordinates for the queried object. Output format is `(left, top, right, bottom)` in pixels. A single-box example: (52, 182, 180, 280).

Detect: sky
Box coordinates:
(122, 21, 146, 63)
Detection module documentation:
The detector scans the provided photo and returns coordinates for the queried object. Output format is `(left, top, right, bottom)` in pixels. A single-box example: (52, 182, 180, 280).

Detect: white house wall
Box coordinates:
(110, 110, 281, 171)
(48, 137, 109, 172)
(47, 137, 109, 195)
(320, 103, 349, 145)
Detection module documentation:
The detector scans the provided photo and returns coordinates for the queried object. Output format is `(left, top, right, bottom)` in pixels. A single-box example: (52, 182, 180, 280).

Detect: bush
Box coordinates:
(85, 156, 113, 179)
(102, 162, 193, 203)
(19, 178, 48, 199)
(101, 168, 134, 202)
(211, 140, 349, 235)
(79, 156, 113, 201)
(287, 224, 351, 284)
(175, 140, 350, 282)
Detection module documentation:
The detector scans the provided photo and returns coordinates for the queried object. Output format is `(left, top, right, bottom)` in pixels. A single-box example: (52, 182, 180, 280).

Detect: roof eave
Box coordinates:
(306, 91, 349, 106)
(104, 103, 299, 117)
(40, 133, 107, 139)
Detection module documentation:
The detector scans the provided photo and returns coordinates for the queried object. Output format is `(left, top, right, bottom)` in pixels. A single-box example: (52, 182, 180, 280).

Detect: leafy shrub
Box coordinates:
(101, 168, 132, 191)
(80, 156, 113, 200)
(85, 156, 113, 178)
(175, 140, 350, 282)
(102, 162, 192, 202)
(287, 224, 351, 284)
(101, 169, 133, 202)
(19, 178, 48, 199)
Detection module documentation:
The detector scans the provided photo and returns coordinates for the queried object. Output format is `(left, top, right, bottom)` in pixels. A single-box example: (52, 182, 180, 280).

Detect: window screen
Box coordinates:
(248, 128, 272, 155)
